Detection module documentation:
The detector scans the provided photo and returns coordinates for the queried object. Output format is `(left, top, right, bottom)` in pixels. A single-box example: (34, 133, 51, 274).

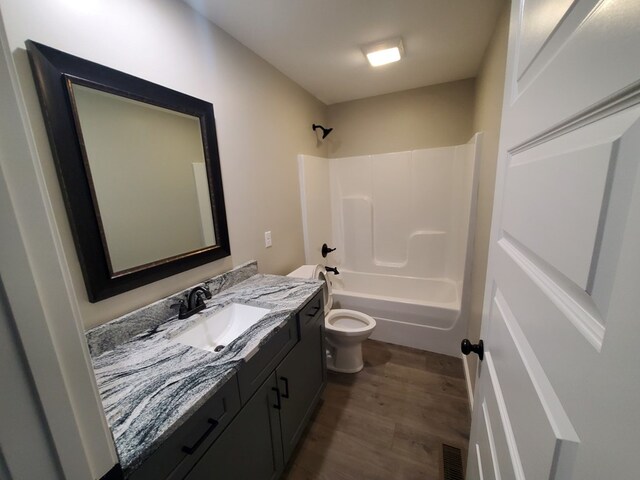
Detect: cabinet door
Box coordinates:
(237, 316, 297, 404)
(277, 311, 326, 463)
(184, 373, 284, 480)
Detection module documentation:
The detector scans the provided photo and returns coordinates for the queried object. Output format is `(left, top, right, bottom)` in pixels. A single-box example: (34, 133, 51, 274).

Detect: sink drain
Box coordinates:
(214, 345, 225, 352)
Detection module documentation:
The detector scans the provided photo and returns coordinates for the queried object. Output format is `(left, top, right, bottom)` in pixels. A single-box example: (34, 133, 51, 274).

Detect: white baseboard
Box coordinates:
(462, 354, 474, 412)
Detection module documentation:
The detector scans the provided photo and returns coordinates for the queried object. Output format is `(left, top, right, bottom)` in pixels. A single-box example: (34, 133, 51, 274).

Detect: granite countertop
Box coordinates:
(88, 271, 322, 475)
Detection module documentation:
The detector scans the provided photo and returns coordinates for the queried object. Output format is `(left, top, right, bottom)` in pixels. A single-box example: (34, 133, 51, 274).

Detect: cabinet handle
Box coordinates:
(280, 376, 290, 399)
(182, 418, 219, 455)
(272, 387, 282, 410)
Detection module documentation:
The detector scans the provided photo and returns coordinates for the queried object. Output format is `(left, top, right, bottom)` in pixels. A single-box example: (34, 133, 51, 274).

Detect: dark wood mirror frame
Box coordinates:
(26, 40, 231, 302)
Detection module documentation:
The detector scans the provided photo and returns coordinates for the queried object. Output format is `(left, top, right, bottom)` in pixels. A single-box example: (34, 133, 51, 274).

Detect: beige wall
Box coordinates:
(326, 78, 475, 158)
(467, 2, 510, 388)
(0, 0, 327, 329)
(0, 0, 506, 339)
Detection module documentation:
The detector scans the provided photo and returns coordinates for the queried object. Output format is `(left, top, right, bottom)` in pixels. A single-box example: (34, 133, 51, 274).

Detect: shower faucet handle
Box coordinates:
(325, 266, 339, 275)
(321, 243, 336, 258)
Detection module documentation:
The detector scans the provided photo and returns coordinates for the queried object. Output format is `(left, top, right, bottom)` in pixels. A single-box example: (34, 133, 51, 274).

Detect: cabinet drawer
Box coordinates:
(298, 291, 323, 333)
(129, 375, 241, 480)
(237, 316, 297, 404)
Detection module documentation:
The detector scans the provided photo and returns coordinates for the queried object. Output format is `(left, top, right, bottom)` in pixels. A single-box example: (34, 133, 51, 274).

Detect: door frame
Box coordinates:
(0, 9, 118, 479)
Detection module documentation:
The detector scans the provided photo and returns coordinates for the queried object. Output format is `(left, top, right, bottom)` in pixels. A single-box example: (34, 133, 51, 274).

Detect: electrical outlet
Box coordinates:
(264, 231, 272, 248)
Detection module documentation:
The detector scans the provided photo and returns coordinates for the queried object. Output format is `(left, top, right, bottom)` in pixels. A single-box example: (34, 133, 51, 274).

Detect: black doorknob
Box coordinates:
(461, 339, 484, 361)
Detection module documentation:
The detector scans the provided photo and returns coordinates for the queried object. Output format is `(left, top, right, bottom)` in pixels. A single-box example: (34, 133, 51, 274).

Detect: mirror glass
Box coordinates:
(70, 83, 216, 274)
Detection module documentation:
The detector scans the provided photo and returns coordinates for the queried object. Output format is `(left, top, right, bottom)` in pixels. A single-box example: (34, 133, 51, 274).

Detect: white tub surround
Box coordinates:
(298, 134, 481, 356)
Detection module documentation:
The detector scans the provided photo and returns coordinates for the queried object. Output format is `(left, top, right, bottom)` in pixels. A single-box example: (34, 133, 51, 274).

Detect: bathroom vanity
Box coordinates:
(86, 263, 326, 479)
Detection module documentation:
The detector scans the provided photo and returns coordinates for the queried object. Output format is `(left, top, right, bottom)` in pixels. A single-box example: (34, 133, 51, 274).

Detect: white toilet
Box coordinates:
(288, 265, 376, 373)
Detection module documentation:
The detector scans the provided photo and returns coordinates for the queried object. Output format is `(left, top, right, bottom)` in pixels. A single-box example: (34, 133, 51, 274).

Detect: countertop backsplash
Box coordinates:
(85, 261, 258, 357)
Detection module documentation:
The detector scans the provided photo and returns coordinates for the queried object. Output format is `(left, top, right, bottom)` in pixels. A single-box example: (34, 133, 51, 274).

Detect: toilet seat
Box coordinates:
(326, 309, 376, 337)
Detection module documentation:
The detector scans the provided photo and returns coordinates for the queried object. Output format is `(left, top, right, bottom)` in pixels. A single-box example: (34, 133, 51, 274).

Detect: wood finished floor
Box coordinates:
(282, 340, 471, 480)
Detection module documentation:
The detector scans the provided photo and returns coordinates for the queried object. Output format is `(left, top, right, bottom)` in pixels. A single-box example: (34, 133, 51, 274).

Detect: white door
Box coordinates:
(467, 1, 640, 479)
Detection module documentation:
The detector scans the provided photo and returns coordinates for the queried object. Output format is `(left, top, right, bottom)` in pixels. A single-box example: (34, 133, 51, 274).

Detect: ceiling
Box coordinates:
(183, 0, 505, 105)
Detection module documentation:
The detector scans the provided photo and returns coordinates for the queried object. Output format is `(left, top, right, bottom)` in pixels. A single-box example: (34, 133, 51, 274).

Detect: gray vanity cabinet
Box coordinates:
(184, 372, 284, 480)
(183, 291, 326, 480)
(185, 292, 326, 479)
(277, 303, 326, 463)
(130, 290, 326, 480)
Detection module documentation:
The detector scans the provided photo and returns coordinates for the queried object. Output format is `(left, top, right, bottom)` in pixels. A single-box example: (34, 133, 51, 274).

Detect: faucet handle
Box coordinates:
(170, 299, 188, 319)
(201, 283, 213, 299)
(194, 291, 208, 308)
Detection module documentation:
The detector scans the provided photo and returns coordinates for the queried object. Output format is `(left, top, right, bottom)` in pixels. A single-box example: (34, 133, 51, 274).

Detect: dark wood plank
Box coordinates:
(282, 339, 471, 480)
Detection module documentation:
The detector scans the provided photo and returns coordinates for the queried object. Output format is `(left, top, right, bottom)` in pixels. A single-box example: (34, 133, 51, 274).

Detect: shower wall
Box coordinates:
(298, 135, 480, 355)
(299, 134, 479, 290)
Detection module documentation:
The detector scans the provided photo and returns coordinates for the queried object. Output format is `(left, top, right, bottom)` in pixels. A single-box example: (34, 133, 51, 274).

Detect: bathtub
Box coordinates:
(330, 270, 466, 357)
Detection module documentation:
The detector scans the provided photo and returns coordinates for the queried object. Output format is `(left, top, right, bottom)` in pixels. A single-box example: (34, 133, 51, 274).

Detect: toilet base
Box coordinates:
(325, 344, 364, 374)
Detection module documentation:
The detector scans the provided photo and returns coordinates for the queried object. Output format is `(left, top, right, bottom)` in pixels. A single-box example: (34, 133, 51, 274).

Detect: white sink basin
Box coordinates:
(171, 303, 270, 354)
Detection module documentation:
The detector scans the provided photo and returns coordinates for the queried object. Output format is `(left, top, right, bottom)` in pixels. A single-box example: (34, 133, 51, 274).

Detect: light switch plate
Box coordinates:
(264, 231, 272, 248)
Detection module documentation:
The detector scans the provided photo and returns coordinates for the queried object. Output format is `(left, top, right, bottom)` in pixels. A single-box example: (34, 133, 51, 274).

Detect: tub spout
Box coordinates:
(325, 266, 340, 275)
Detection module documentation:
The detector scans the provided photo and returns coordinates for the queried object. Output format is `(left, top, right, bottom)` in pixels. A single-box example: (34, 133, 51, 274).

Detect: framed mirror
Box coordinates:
(26, 41, 231, 302)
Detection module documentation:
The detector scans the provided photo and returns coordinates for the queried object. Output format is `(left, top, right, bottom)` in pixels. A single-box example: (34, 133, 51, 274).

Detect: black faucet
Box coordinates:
(171, 285, 212, 319)
(325, 266, 339, 275)
(188, 286, 212, 310)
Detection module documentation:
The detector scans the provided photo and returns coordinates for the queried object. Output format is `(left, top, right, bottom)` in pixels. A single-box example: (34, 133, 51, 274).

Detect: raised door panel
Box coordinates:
(237, 316, 297, 404)
(505, 0, 640, 147)
(495, 105, 640, 376)
(516, 0, 576, 81)
(467, 382, 499, 480)
(502, 142, 612, 291)
(486, 291, 578, 479)
(470, 286, 580, 480)
(185, 373, 283, 480)
(501, 105, 640, 304)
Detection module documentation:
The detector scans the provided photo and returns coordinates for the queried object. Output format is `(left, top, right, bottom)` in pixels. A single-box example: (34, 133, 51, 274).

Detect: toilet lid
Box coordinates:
(326, 309, 376, 333)
(316, 269, 333, 313)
